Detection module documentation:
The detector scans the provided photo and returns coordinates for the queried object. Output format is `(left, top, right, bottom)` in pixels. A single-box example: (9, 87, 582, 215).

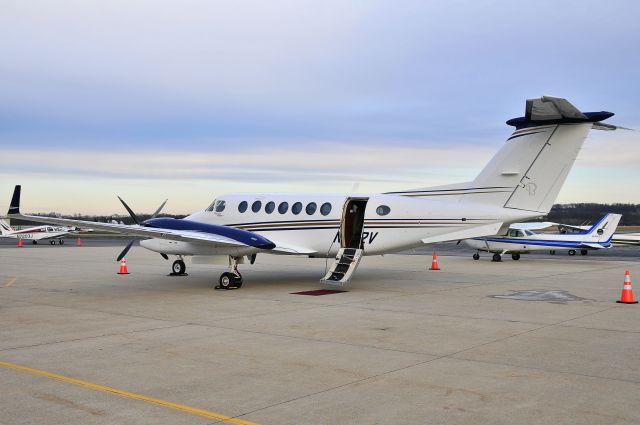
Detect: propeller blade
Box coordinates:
(116, 240, 135, 262)
(117, 196, 139, 225)
(151, 199, 168, 219)
(160, 253, 169, 260)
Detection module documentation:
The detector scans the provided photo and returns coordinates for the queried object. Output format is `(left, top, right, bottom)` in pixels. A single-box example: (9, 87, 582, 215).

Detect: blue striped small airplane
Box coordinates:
(465, 213, 622, 261)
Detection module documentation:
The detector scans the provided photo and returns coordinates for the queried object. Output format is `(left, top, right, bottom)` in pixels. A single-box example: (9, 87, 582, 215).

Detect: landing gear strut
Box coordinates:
(217, 256, 243, 290)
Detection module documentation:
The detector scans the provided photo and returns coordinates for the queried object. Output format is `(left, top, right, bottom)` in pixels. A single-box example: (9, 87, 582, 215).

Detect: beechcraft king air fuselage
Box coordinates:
(7, 96, 626, 288)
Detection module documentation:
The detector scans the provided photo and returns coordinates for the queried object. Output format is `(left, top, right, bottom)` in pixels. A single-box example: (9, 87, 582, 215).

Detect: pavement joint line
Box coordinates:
(0, 360, 262, 425)
(3, 277, 16, 287)
(0, 323, 190, 353)
(446, 356, 640, 385)
(231, 305, 623, 419)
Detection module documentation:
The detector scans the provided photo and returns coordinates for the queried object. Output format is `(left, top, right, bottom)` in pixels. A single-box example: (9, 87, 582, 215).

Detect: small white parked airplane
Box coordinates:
(550, 221, 640, 247)
(0, 219, 78, 245)
(6, 96, 625, 288)
(464, 213, 622, 261)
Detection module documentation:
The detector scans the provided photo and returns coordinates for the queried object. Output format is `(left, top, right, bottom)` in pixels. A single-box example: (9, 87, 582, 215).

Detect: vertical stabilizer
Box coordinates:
(469, 97, 614, 213)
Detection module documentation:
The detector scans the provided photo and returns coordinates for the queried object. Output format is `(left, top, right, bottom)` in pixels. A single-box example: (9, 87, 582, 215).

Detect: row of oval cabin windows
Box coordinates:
(207, 200, 391, 216)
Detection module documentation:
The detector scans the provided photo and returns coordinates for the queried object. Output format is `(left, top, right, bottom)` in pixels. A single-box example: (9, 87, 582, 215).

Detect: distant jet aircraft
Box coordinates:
(464, 213, 622, 261)
(6, 96, 626, 288)
(0, 219, 79, 245)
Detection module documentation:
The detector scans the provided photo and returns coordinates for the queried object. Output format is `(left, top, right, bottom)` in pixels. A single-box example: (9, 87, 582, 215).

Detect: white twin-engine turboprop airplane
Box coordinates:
(7, 96, 624, 289)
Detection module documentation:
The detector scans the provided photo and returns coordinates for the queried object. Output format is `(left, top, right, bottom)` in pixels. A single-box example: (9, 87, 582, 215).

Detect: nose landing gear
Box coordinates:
(216, 256, 243, 290)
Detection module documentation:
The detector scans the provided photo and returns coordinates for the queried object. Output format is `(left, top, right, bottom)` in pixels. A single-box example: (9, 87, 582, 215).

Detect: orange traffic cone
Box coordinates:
(17, 239, 23, 248)
(617, 271, 638, 304)
(77, 238, 81, 247)
(429, 251, 440, 270)
(117, 259, 130, 275)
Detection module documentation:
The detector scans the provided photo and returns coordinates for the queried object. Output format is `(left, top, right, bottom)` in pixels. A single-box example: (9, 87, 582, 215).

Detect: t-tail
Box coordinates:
(392, 96, 620, 215)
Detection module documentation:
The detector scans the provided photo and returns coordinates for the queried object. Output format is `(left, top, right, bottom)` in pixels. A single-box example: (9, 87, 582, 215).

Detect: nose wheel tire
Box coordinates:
(32, 240, 38, 245)
(511, 253, 521, 261)
(580, 249, 588, 256)
(492, 253, 502, 262)
(472, 253, 480, 260)
(171, 260, 186, 275)
(568, 250, 576, 256)
(50, 240, 56, 245)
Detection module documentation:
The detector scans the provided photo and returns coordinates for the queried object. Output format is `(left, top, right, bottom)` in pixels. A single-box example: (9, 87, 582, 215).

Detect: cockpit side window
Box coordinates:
(214, 200, 226, 213)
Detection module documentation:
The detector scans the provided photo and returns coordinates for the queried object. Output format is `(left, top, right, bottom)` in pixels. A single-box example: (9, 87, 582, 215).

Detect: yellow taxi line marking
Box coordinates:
(0, 360, 261, 425)
(3, 277, 16, 287)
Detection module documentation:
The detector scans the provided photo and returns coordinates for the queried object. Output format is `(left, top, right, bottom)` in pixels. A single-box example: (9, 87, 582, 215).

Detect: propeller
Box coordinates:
(115, 197, 168, 261)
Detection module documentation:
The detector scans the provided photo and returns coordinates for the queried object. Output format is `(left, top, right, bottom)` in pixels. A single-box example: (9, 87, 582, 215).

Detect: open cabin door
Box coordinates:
(321, 197, 368, 285)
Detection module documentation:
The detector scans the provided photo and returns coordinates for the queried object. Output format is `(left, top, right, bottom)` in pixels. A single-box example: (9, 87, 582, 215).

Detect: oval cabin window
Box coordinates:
(376, 205, 391, 216)
(238, 201, 248, 213)
(305, 202, 317, 215)
(320, 202, 332, 216)
(278, 202, 289, 214)
(251, 200, 262, 213)
(265, 201, 275, 214)
(292, 202, 303, 215)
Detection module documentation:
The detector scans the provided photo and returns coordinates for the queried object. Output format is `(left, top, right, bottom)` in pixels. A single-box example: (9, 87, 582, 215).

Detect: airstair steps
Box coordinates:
(320, 247, 363, 286)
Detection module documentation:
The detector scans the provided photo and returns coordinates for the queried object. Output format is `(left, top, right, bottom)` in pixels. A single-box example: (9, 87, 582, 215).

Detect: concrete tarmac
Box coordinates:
(0, 245, 639, 424)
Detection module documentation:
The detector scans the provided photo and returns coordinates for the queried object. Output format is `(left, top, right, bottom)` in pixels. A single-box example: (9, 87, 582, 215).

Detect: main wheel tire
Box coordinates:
(219, 272, 235, 289)
(172, 260, 186, 275)
(32, 240, 38, 245)
(512, 253, 521, 261)
(59, 239, 64, 245)
(50, 240, 55, 245)
(472, 253, 480, 260)
(492, 253, 502, 262)
(549, 250, 555, 255)
(580, 249, 588, 256)
(568, 249, 576, 256)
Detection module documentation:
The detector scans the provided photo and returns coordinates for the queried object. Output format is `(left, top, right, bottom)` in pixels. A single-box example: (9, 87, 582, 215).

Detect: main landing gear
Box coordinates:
(217, 256, 243, 290)
(49, 239, 64, 245)
(473, 252, 519, 261)
(170, 258, 187, 276)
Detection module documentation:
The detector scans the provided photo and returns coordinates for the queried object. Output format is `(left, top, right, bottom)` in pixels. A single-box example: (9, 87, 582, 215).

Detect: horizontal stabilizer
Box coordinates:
(579, 243, 608, 249)
(421, 222, 503, 244)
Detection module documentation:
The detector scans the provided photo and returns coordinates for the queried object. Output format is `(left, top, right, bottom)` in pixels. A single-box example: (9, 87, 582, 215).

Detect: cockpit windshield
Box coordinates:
(206, 199, 226, 213)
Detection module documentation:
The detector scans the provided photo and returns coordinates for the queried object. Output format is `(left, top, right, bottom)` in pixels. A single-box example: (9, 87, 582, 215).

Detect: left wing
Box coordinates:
(7, 185, 274, 250)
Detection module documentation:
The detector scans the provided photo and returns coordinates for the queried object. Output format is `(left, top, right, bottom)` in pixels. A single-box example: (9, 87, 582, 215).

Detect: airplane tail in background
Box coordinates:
(393, 97, 618, 215)
(585, 213, 622, 242)
(0, 219, 14, 235)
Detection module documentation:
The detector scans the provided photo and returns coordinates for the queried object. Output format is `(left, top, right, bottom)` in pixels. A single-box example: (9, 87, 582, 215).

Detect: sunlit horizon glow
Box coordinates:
(1, 1, 639, 214)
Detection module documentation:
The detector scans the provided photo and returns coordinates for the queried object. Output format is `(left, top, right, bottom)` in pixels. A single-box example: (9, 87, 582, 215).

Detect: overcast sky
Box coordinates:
(1, 0, 638, 214)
